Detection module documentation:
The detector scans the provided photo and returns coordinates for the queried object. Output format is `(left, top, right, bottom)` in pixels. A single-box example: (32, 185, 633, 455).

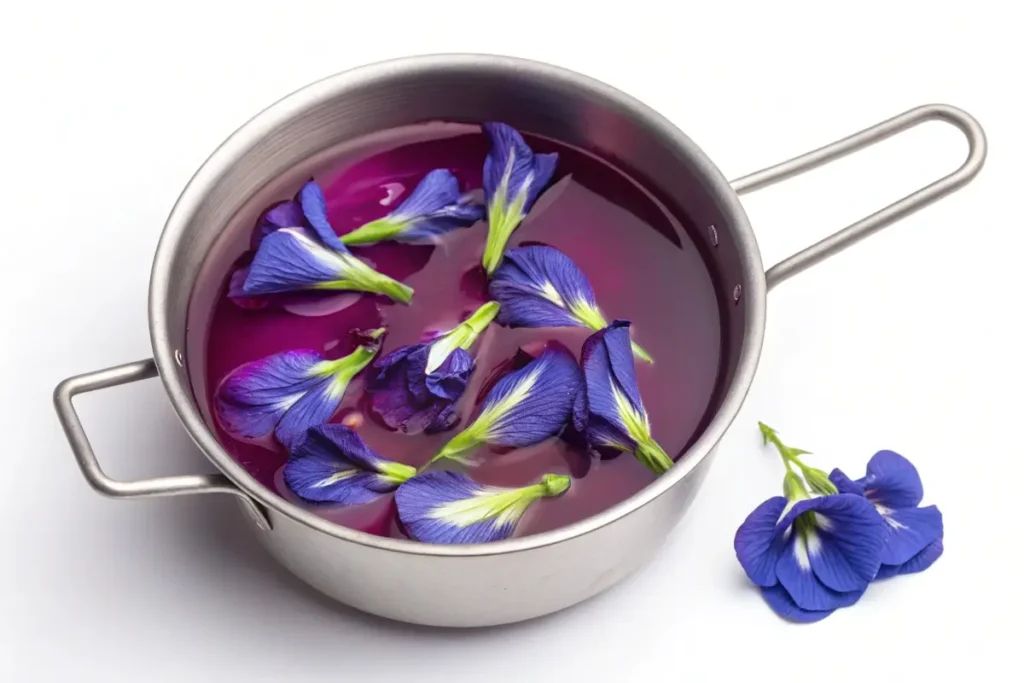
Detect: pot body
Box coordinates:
(54, 54, 985, 627)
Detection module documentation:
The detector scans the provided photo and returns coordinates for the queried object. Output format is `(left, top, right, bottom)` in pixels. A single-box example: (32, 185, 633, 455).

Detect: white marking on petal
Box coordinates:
(475, 369, 539, 436)
(793, 530, 812, 571)
(804, 526, 823, 560)
(813, 512, 834, 531)
(538, 281, 566, 307)
(428, 487, 531, 529)
(284, 229, 348, 271)
(611, 385, 651, 441)
(313, 469, 357, 488)
(884, 515, 907, 530)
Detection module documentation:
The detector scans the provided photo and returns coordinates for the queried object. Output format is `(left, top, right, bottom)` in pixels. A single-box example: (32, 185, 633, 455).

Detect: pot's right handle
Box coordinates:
(730, 104, 986, 290)
(53, 359, 271, 530)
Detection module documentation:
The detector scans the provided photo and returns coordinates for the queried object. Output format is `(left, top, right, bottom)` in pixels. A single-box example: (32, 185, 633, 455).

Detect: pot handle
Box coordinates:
(53, 359, 271, 530)
(730, 104, 986, 291)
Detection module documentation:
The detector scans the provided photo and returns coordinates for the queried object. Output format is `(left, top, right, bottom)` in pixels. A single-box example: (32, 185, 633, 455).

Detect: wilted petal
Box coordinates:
(284, 424, 415, 505)
(424, 348, 474, 401)
(243, 228, 414, 304)
(341, 169, 484, 246)
(760, 584, 846, 624)
(433, 344, 584, 462)
(298, 180, 348, 251)
(395, 471, 570, 544)
(481, 122, 558, 274)
(861, 450, 925, 509)
(875, 537, 944, 579)
(734, 496, 789, 587)
(581, 321, 672, 473)
(877, 504, 944, 567)
(489, 244, 610, 331)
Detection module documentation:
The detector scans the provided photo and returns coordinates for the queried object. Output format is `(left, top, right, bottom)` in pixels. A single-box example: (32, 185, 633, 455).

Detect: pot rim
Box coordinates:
(148, 53, 767, 557)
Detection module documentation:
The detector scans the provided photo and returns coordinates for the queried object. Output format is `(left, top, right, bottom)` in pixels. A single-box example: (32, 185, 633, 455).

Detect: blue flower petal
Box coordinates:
(862, 450, 925, 509)
(395, 471, 569, 544)
(804, 495, 886, 592)
(481, 122, 558, 274)
(775, 519, 872, 612)
(253, 200, 306, 248)
(475, 344, 583, 447)
(878, 504, 944, 566)
(432, 344, 584, 462)
(242, 228, 414, 303)
(489, 245, 602, 330)
(284, 425, 413, 505)
(425, 348, 474, 401)
(215, 350, 329, 440)
(341, 170, 485, 246)
(829, 468, 866, 496)
(875, 537, 944, 579)
(273, 380, 345, 449)
(734, 496, 789, 587)
(760, 584, 844, 624)
(298, 180, 348, 251)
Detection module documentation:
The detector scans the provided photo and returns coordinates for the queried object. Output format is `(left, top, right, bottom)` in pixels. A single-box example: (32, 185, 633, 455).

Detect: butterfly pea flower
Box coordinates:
(480, 122, 558, 274)
(489, 245, 653, 363)
(579, 321, 672, 474)
(338, 169, 484, 246)
(241, 180, 414, 304)
(366, 301, 501, 435)
(830, 451, 944, 579)
(395, 471, 570, 544)
(284, 424, 416, 505)
(215, 329, 385, 448)
(431, 344, 585, 464)
(734, 424, 886, 623)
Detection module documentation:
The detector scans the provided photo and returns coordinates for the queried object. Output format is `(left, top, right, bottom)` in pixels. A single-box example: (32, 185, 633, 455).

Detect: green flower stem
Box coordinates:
(573, 304, 654, 364)
(314, 329, 385, 382)
(339, 218, 402, 246)
(636, 438, 675, 475)
(759, 421, 838, 497)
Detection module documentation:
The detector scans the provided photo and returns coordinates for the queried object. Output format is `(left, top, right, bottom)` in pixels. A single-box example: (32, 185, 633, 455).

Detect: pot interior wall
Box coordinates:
(160, 58, 753, 504)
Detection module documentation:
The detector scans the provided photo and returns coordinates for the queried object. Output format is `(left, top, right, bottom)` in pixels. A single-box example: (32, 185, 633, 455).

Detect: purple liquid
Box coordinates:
(197, 123, 724, 539)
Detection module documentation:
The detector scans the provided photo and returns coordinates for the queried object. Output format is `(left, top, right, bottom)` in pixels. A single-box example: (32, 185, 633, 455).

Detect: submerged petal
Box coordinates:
(284, 424, 415, 505)
(395, 471, 570, 544)
(242, 228, 413, 303)
(433, 344, 584, 462)
(253, 200, 306, 248)
(581, 321, 672, 473)
(489, 245, 604, 329)
(734, 496, 789, 587)
(862, 450, 925, 509)
(875, 537, 944, 579)
(481, 122, 558, 274)
(878, 504, 944, 567)
(341, 169, 484, 246)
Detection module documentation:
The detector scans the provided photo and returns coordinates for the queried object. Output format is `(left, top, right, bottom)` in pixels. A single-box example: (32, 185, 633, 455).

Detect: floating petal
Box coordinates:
(433, 344, 584, 462)
(215, 333, 383, 448)
(341, 169, 484, 246)
(284, 424, 415, 505)
(298, 180, 348, 251)
(395, 471, 570, 544)
(580, 321, 672, 474)
(860, 450, 925, 509)
(481, 122, 558, 274)
(242, 228, 413, 304)
(253, 199, 306, 248)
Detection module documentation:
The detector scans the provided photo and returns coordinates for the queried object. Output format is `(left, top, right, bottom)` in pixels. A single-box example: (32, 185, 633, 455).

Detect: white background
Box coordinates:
(2, 1, 1020, 680)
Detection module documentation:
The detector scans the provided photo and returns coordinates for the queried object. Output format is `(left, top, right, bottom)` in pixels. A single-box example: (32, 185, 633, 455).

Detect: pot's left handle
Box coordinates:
(53, 359, 271, 530)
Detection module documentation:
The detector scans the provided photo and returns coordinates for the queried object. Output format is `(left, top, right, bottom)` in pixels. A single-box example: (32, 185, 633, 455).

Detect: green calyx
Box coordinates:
(635, 438, 674, 475)
(430, 425, 487, 467)
(311, 329, 385, 385)
(339, 218, 406, 247)
(379, 461, 417, 485)
(315, 253, 414, 304)
(425, 301, 500, 373)
(569, 302, 653, 364)
(482, 191, 528, 274)
(759, 422, 839, 500)
(538, 473, 571, 497)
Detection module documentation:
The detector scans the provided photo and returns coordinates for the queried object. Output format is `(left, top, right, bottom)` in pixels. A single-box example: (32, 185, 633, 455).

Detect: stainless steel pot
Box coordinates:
(53, 54, 986, 627)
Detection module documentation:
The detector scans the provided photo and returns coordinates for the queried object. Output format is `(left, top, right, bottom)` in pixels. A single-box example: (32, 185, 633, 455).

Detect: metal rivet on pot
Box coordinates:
(709, 224, 719, 247)
(733, 284, 742, 304)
